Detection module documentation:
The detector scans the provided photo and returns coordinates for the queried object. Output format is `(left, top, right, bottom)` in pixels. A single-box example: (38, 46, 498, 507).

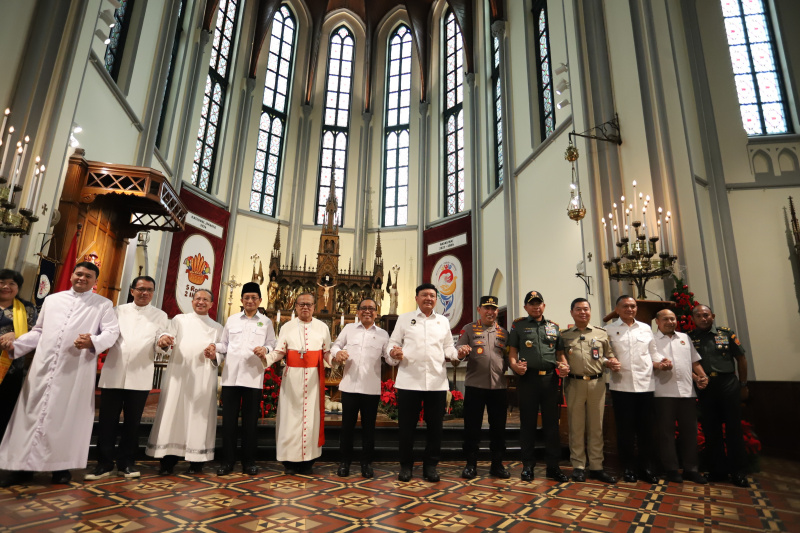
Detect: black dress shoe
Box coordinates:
(284, 465, 297, 475)
(84, 464, 114, 481)
(489, 464, 510, 479)
(520, 466, 534, 482)
(731, 474, 749, 487)
(571, 468, 586, 482)
(51, 470, 72, 485)
(188, 462, 204, 474)
(361, 464, 374, 478)
(461, 465, 477, 479)
(546, 467, 569, 482)
(397, 467, 412, 482)
(666, 470, 684, 483)
(0, 471, 33, 488)
(299, 463, 314, 476)
(706, 472, 728, 483)
(422, 466, 440, 482)
(337, 463, 350, 477)
(683, 471, 708, 484)
(622, 469, 637, 483)
(216, 464, 234, 476)
(588, 470, 617, 483)
(119, 466, 140, 479)
(243, 464, 259, 476)
(158, 466, 174, 475)
(638, 470, 659, 484)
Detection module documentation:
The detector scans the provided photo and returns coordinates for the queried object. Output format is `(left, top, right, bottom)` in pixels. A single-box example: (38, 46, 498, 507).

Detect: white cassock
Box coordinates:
(145, 312, 223, 462)
(266, 318, 331, 462)
(0, 289, 120, 471)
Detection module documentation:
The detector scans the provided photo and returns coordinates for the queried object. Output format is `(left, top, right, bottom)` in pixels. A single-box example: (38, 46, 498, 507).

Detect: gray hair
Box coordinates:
(193, 288, 214, 302)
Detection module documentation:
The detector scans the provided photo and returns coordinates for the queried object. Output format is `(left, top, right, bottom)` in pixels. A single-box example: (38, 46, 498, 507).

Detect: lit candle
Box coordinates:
(8, 143, 22, 192)
(340, 312, 344, 327)
(620, 197, 625, 227)
(625, 224, 630, 243)
(0, 109, 9, 149)
(667, 211, 674, 255)
(31, 165, 45, 214)
(613, 203, 620, 231)
(0, 126, 14, 179)
(664, 216, 671, 255)
(638, 193, 643, 221)
(657, 220, 663, 253)
(625, 208, 630, 233)
(23, 155, 40, 195)
(613, 224, 619, 244)
(642, 207, 649, 240)
(24, 166, 39, 211)
(276, 310, 281, 323)
(17, 136, 29, 187)
(632, 181, 637, 215)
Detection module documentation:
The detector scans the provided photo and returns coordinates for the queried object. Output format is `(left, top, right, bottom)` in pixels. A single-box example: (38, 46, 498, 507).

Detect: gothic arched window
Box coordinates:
(251, 5, 297, 216)
(156, 0, 188, 149)
(443, 10, 465, 217)
(720, 0, 790, 135)
(191, 0, 241, 191)
(490, 23, 504, 188)
(383, 24, 412, 227)
(533, 1, 554, 140)
(315, 26, 355, 225)
(104, 0, 135, 81)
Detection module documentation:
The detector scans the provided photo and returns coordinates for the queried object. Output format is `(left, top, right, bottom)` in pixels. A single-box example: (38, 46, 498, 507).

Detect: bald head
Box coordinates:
(656, 309, 677, 335)
(692, 304, 715, 331)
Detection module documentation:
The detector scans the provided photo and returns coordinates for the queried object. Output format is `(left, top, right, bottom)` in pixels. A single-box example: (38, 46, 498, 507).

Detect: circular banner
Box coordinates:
(176, 234, 214, 313)
(432, 255, 463, 328)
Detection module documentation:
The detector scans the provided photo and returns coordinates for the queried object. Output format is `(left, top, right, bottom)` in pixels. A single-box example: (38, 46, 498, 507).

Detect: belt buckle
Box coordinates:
(538, 370, 547, 376)
(583, 375, 590, 381)
(710, 372, 718, 377)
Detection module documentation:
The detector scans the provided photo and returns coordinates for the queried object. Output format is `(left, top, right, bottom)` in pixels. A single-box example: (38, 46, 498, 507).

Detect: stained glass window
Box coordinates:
(251, 5, 296, 217)
(156, 0, 187, 149)
(533, 1, 554, 139)
(491, 31, 504, 188)
(192, 0, 240, 191)
(315, 26, 355, 225)
(444, 10, 465, 217)
(720, 0, 790, 135)
(104, 0, 135, 81)
(383, 25, 412, 227)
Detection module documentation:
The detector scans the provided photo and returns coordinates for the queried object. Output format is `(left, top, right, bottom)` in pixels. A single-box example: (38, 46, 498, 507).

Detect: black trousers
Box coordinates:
(697, 374, 746, 476)
(462, 386, 507, 465)
(518, 373, 560, 468)
(655, 397, 699, 473)
(397, 389, 447, 468)
(221, 386, 262, 466)
(96, 388, 150, 469)
(339, 391, 379, 465)
(0, 368, 24, 442)
(611, 390, 655, 472)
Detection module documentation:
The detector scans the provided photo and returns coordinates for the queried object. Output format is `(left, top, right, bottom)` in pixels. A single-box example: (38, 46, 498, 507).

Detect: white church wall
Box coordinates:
(480, 193, 506, 297)
(377, 229, 419, 314)
(0, 1, 36, 112)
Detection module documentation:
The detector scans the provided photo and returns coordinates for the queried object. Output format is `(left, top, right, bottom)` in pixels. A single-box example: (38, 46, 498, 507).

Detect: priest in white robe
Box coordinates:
(0, 262, 120, 487)
(145, 288, 223, 475)
(265, 292, 331, 475)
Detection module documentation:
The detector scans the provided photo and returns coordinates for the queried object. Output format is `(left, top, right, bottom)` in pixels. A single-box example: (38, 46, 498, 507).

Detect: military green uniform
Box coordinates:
(508, 316, 564, 468)
(689, 326, 747, 477)
(561, 325, 610, 471)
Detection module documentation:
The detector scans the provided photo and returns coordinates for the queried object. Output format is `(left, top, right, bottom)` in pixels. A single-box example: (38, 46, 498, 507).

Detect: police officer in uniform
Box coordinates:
(455, 296, 510, 480)
(560, 298, 617, 483)
(508, 291, 570, 482)
(689, 304, 749, 487)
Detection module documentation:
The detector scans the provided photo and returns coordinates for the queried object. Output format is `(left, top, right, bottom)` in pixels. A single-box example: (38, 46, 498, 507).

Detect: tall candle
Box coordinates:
(8, 144, 22, 192)
(24, 156, 40, 196)
(340, 312, 344, 327)
(657, 220, 663, 253)
(0, 126, 12, 179)
(632, 181, 637, 214)
(0, 110, 9, 149)
(613, 224, 619, 244)
(667, 211, 674, 255)
(613, 203, 620, 231)
(291, 310, 295, 320)
(24, 166, 39, 211)
(643, 207, 649, 240)
(276, 310, 281, 323)
(16, 136, 29, 188)
(31, 165, 45, 214)
(664, 217, 671, 255)
(620, 197, 626, 227)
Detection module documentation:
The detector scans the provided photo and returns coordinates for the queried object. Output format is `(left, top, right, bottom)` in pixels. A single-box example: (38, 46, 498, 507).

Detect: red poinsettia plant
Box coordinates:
(670, 275, 701, 332)
(449, 389, 464, 417)
(260, 366, 282, 418)
(379, 379, 398, 420)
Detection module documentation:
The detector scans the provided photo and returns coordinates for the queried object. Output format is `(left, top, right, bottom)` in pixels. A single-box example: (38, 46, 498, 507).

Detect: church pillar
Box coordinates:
(494, 20, 518, 319)
(417, 101, 430, 282)
(465, 72, 481, 309)
(353, 111, 373, 266)
(288, 104, 314, 256)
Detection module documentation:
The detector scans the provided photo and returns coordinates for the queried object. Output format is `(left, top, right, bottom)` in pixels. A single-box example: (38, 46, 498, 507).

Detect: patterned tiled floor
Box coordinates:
(1, 458, 798, 532)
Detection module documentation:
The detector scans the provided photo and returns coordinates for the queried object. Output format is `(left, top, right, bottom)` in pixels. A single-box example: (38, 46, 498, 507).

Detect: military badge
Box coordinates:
(525, 340, 533, 348)
(411, 319, 416, 325)
(476, 347, 484, 354)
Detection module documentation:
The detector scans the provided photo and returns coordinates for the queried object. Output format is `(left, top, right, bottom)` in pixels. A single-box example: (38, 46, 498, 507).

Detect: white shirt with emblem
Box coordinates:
(331, 321, 390, 395)
(653, 330, 702, 398)
(607, 318, 660, 393)
(386, 308, 459, 391)
(215, 311, 277, 389)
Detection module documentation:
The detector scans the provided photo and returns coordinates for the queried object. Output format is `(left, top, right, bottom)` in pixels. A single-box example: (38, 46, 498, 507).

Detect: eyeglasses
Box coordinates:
(358, 307, 377, 312)
(132, 288, 154, 293)
(296, 302, 314, 308)
(242, 296, 261, 301)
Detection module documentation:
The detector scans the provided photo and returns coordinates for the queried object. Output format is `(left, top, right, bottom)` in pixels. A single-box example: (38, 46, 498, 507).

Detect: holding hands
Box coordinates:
(73, 333, 94, 350)
(204, 343, 216, 361)
(335, 350, 349, 363)
(557, 361, 570, 377)
(658, 358, 673, 371)
(0, 332, 15, 352)
(693, 373, 709, 390)
(389, 346, 404, 361)
(457, 345, 471, 360)
(510, 358, 527, 375)
(158, 335, 175, 349)
(605, 357, 621, 372)
(253, 346, 268, 363)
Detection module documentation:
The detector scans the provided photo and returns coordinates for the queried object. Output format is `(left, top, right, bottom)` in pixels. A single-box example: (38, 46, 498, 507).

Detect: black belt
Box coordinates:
(708, 371, 735, 377)
(568, 373, 603, 381)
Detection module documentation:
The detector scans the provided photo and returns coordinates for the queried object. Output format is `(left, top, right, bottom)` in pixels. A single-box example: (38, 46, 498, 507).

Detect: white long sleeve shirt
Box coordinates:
(215, 311, 277, 389)
(386, 308, 459, 391)
(99, 302, 170, 391)
(331, 321, 390, 395)
(607, 318, 659, 393)
(653, 330, 702, 398)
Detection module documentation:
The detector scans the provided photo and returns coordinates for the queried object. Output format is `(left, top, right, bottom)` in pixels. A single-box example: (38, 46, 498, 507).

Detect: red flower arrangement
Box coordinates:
(379, 379, 398, 420)
(695, 419, 762, 471)
(260, 366, 282, 418)
(449, 389, 464, 417)
(670, 275, 700, 332)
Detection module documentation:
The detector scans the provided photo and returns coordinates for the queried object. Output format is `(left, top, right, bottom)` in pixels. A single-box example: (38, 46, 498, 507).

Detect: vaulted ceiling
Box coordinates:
(203, 0, 504, 110)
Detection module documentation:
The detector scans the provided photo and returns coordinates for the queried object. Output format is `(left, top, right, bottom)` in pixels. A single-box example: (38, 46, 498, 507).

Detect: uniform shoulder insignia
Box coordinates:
(718, 326, 732, 332)
(512, 316, 526, 323)
(548, 320, 559, 327)
(595, 326, 607, 331)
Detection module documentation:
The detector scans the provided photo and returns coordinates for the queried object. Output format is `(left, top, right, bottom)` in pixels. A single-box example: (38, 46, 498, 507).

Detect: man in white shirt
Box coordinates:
(211, 282, 276, 476)
(86, 276, 169, 481)
(606, 295, 666, 484)
(331, 298, 390, 478)
(265, 292, 331, 475)
(387, 283, 459, 483)
(653, 309, 708, 484)
(0, 262, 120, 487)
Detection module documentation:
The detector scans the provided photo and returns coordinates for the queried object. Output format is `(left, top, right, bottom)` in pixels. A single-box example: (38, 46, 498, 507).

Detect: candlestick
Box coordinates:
(657, 219, 663, 253)
(7, 144, 22, 194)
(620, 197, 625, 227)
(642, 207, 649, 240)
(276, 310, 281, 323)
(666, 211, 674, 255)
(665, 217, 671, 255)
(340, 312, 344, 327)
(25, 156, 40, 196)
(23, 166, 39, 212)
(0, 110, 9, 150)
(17, 136, 29, 189)
(657, 208, 663, 240)
(291, 310, 295, 320)
(31, 165, 45, 216)
(632, 181, 637, 215)
(0, 126, 12, 181)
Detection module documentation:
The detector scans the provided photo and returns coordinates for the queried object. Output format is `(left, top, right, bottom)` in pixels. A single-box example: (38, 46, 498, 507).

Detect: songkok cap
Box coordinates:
(242, 282, 262, 298)
(479, 295, 499, 308)
(524, 290, 544, 304)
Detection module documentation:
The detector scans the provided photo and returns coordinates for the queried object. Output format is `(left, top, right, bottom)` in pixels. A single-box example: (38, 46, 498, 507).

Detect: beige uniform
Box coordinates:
(561, 325, 610, 471)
